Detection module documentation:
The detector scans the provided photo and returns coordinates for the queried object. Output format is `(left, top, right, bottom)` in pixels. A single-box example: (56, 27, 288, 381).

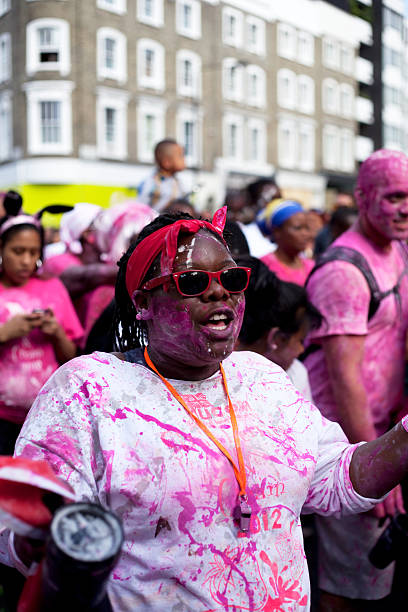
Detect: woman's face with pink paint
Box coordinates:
(144, 230, 245, 378)
(363, 188, 408, 241)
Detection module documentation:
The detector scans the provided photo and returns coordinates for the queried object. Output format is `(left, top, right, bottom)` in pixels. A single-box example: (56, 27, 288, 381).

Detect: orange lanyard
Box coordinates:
(144, 348, 247, 498)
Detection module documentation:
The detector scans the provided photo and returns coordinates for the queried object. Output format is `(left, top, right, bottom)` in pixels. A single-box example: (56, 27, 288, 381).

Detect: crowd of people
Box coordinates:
(1, 141, 408, 611)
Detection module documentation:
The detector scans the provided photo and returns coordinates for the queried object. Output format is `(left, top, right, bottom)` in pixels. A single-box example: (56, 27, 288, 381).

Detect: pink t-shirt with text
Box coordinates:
(0, 276, 84, 423)
(261, 252, 314, 286)
(305, 229, 408, 436)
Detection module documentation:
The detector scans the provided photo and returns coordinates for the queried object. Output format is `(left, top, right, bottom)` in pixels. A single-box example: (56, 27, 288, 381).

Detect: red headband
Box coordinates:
(125, 207, 227, 299)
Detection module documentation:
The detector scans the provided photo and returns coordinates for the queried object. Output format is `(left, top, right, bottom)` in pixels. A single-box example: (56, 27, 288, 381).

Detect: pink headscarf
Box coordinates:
(355, 149, 408, 210)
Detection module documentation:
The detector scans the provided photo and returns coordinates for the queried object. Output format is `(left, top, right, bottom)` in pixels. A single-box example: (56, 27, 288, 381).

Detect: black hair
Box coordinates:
(223, 220, 249, 258)
(154, 138, 178, 165)
(236, 255, 323, 345)
(113, 211, 227, 352)
(329, 205, 358, 230)
(245, 179, 280, 207)
(0, 191, 44, 256)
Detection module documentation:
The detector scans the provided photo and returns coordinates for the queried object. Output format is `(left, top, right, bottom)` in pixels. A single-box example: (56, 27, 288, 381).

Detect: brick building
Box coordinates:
(0, 0, 371, 211)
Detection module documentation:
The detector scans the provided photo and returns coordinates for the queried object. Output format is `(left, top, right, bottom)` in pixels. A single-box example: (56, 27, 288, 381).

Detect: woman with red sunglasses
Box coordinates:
(10, 209, 408, 611)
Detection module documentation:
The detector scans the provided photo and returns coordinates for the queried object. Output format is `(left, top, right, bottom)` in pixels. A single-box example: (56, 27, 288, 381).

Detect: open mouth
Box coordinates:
(205, 312, 232, 330)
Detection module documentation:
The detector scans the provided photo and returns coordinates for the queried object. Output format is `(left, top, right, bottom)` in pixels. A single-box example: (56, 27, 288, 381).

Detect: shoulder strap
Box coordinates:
(306, 246, 382, 320)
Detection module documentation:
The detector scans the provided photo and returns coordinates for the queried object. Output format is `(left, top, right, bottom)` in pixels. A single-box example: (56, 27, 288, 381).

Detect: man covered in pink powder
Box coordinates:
(305, 149, 408, 610)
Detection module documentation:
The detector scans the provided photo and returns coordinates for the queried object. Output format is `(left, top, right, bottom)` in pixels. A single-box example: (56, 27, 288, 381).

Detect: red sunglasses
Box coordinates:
(142, 266, 251, 297)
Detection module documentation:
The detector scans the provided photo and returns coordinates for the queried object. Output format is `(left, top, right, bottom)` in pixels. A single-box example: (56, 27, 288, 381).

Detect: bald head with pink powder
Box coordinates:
(355, 149, 408, 241)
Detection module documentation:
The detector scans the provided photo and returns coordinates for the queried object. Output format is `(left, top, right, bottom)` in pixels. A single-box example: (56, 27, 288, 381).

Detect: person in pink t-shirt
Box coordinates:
(257, 199, 314, 286)
(0, 209, 83, 454)
(305, 149, 408, 610)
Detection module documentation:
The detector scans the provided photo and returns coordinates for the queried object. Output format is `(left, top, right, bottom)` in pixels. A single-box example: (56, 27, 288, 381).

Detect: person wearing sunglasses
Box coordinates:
(9, 209, 408, 612)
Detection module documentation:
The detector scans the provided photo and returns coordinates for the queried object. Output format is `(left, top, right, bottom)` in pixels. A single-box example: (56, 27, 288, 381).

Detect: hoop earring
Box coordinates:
(0, 255, 2, 267)
(36, 259, 42, 269)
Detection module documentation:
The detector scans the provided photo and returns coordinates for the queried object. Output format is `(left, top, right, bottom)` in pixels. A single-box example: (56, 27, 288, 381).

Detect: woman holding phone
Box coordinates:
(0, 199, 83, 453)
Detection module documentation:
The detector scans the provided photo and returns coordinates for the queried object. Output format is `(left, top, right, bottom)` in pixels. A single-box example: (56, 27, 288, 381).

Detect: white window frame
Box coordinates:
(97, 28, 127, 84)
(246, 65, 266, 108)
(136, 0, 163, 27)
(222, 6, 243, 48)
(176, 105, 202, 167)
(340, 128, 354, 172)
(175, 0, 201, 40)
(23, 80, 74, 155)
(322, 124, 340, 170)
(277, 68, 296, 110)
(278, 118, 296, 169)
(340, 44, 354, 74)
(246, 16, 265, 56)
(97, 0, 126, 15)
(297, 74, 314, 114)
(247, 117, 266, 164)
(137, 38, 165, 91)
(297, 31, 314, 66)
(222, 58, 244, 103)
(322, 78, 339, 115)
(176, 49, 201, 98)
(322, 37, 340, 70)
(339, 83, 354, 119)
(137, 96, 166, 162)
(26, 18, 70, 76)
(298, 122, 315, 171)
(223, 112, 244, 161)
(0, 90, 12, 162)
(96, 86, 129, 160)
(0, 33, 11, 84)
(0, 0, 10, 17)
(277, 23, 296, 60)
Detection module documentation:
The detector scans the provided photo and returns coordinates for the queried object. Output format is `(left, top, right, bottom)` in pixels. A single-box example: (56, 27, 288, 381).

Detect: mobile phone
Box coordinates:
(32, 309, 46, 314)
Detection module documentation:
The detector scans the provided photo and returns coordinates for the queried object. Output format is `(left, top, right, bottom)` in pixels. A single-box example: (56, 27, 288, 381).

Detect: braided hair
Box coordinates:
(113, 211, 195, 351)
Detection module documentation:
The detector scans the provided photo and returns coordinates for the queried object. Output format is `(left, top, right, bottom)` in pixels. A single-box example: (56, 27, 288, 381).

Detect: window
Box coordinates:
(322, 78, 339, 115)
(246, 16, 265, 55)
(176, 0, 201, 40)
(384, 85, 402, 106)
(384, 124, 404, 149)
(137, 39, 165, 91)
(0, 0, 10, 17)
(340, 45, 354, 74)
(137, 97, 165, 162)
(298, 123, 315, 171)
(297, 31, 314, 66)
(322, 124, 339, 170)
(0, 33, 11, 83)
(23, 80, 73, 154)
(97, 0, 126, 15)
(297, 75, 314, 114)
(383, 46, 402, 69)
(340, 83, 354, 118)
(223, 113, 243, 160)
(177, 106, 201, 166)
(97, 28, 127, 83)
(222, 7, 243, 48)
(384, 7, 403, 34)
(137, 0, 163, 27)
(340, 128, 354, 172)
(96, 86, 129, 159)
(278, 118, 296, 168)
(277, 68, 296, 109)
(0, 91, 12, 161)
(277, 23, 296, 60)
(176, 50, 201, 98)
(247, 118, 266, 163)
(26, 19, 70, 76)
(40, 101, 61, 144)
(247, 65, 266, 108)
(322, 37, 340, 70)
(223, 58, 244, 102)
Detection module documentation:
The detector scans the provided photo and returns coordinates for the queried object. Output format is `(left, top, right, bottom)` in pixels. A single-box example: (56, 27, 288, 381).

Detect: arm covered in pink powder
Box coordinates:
(321, 334, 377, 444)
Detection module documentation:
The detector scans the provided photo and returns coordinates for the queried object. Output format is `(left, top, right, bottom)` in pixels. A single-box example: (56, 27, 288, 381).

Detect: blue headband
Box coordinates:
(257, 200, 303, 235)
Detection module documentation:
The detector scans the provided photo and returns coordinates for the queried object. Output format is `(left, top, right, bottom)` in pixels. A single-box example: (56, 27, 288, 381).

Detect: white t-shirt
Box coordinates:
(287, 359, 313, 402)
(137, 169, 187, 212)
(239, 222, 276, 258)
(14, 351, 376, 611)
